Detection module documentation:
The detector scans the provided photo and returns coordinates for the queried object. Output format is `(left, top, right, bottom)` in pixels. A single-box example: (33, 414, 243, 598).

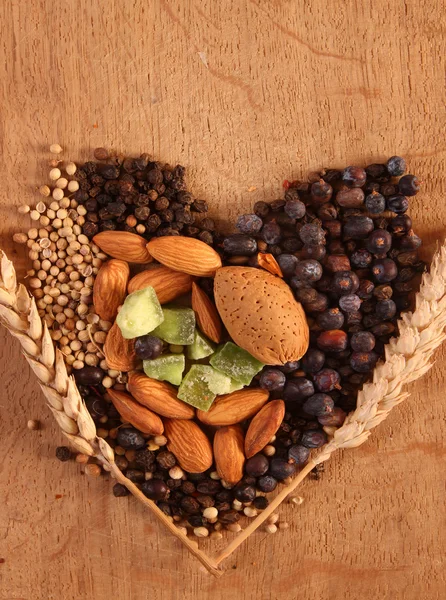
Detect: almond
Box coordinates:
(244, 399, 285, 458)
(127, 371, 194, 419)
(103, 322, 138, 372)
(93, 259, 130, 321)
(197, 388, 269, 426)
(214, 425, 245, 485)
(164, 419, 213, 473)
(191, 282, 222, 343)
(146, 236, 222, 277)
(107, 389, 164, 435)
(128, 265, 194, 303)
(93, 231, 152, 264)
(257, 253, 283, 278)
(214, 267, 309, 365)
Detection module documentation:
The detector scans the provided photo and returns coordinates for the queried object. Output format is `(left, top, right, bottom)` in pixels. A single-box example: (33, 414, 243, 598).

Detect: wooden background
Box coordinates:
(1, 1, 445, 598)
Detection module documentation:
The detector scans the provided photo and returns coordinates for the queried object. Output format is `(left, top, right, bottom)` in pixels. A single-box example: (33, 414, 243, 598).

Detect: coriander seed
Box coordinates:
(39, 185, 51, 197)
(50, 143, 63, 154)
(18, 204, 31, 214)
(65, 162, 77, 176)
(30, 210, 40, 221)
(52, 188, 64, 201)
(56, 178, 68, 189)
(49, 167, 62, 180)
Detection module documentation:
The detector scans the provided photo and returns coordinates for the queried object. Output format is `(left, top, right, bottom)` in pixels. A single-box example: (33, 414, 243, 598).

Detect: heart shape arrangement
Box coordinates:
(1, 148, 446, 576)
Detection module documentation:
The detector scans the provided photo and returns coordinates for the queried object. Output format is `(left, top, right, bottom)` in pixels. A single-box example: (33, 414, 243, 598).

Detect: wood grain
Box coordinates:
(1, 0, 446, 598)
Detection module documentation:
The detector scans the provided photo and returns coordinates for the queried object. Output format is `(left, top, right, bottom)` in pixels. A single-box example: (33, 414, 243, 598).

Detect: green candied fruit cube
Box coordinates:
(187, 329, 215, 360)
(143, 354, 185, 386)
(116, 287, 164, 340)
(210, 342, 264, 385)
(227, 379, 246, 393)
(152, 307, 195, 345)
(178, 365, 231, 411)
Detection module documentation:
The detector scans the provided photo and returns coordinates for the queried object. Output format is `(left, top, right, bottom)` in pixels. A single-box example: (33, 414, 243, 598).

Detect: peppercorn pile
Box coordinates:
(74, 148, 216, 245)
(219, 157, 424, 417)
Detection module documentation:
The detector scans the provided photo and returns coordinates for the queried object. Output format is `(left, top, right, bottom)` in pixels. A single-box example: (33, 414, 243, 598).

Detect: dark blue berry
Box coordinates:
(261, 222, 282, 245)
(339, 294, 361, 313)
(375, 299, 396, 320)
(223, 234, 258, 256)
(303, 393, 334, 416)
(350, 331, 375, 352)
(342, 166, 367, 188)
(372, 258, 398, 283)
(317, 308, 345, 330)
(277, 253, 298, 276)
(135, 335, 163, 360)
(313, 368, 340, 392)
(299, 223, 325, 246)
(302, 348, 325, 373)
(259, 368, 286, 392)
(285, 198, 306, 219)
(386, 195, 409, 213)
(398, 175, 420, 196)
(343, 216, 374, 240)
(294, 259, 323, 282)
(301, 429, 328, 448)
(236, 214, 263, 235)
(288, 445, 311, 464)
(386, 156, 406, 177)
(365, 191, 386, 214)
(366, 229, 392, 255)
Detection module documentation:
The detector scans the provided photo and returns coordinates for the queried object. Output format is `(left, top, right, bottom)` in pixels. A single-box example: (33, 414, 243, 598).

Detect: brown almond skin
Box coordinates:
(197, 388, 269, 426)
(214, 266, 309, 365)
(107, 389, 164, 435)
(146, 236, 222, 277)
(214, 425, 245, 485)
(128, 371, 194, 419)
(191, 282, 222, 343)
(128, 265, 194, 303)
(244, 400, 285, 458)
(93, 259, 130, 321)
(257, 253, 283, 278)
(164, 419, 213, 473)
(93, 231, 152, 264)
(103, 322, 138, 372)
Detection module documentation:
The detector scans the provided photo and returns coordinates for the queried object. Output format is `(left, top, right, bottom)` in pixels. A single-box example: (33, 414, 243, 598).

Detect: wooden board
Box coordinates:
(1, 1, 445, 598)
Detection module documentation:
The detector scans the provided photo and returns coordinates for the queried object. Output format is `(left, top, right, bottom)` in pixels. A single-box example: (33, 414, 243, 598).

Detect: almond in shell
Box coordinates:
(93, 259, 130, 321)
(128, 265, 194, 303)
(197, 388, 269, 426)
(214, 267, 309, 365)
(128, 371, 194, 419)
(214, 425, 245, 485)
(244, 399, 285, 458)
(103, 322, 138, 372)
(93, 231, 152, 264)
(191, 282, 222, 343)
(164, 419, 213, 473)
(107, 389, 164, 435)
(146, 236, 222, 277)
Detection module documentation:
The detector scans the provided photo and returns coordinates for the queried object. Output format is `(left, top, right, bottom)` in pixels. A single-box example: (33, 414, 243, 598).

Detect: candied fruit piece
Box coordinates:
(116, 287, 164, 340)
(187, 330, 215, 360)
(210, 342, 264, 385)
(153, 307, 195, 345)
(143, 354, 185, 386)
(178, 365, 231, 411)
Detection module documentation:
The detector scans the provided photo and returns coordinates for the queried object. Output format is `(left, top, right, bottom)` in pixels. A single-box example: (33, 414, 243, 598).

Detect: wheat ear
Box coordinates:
(0, 251, 222, 576)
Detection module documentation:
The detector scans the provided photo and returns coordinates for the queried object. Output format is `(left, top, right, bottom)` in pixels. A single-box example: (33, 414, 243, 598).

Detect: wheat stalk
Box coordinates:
(2, 240, 446, 576)
(0, 251, 222, 576)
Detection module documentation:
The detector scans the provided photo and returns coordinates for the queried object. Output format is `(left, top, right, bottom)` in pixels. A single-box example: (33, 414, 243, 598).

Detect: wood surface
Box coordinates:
(1, 0, 446, 598)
